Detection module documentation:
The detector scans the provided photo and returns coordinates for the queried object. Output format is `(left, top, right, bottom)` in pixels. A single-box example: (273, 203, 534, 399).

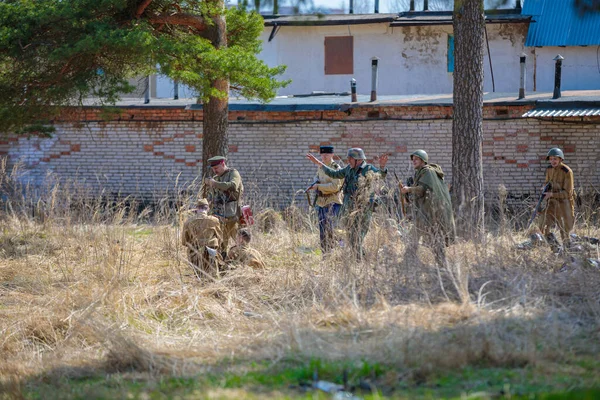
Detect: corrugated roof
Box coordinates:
(523, 0, 600, 46)
(522, 101, 600, 117)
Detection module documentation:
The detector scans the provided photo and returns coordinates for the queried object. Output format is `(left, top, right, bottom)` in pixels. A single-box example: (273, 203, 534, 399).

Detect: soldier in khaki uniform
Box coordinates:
(182, 198, 222, 278)
(401, 150, 455, 267)
(306, 145, 344, 253)
(204, 156, 244, 258)
(538, 148, 575, 248)
(226, 229, 266, 269)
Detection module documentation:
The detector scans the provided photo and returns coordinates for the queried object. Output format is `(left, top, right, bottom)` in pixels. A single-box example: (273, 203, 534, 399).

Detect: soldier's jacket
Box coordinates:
(226, 244, 266, 269)
(322, 161, 387, 211)
(315, 161, 343, 208)
(409, 164, 455, 242)
(182, 212, 222, 250)
(207, 168, 244, 220)
(545, 162, 575, 214)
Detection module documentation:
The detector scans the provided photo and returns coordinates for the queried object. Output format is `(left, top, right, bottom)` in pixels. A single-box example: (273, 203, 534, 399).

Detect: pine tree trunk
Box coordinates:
(202, 0, 229, 172)
(452, 0, 485, 239)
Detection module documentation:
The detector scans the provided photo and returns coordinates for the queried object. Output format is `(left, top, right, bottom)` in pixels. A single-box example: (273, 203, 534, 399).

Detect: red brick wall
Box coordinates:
(2, 105, 599, 207)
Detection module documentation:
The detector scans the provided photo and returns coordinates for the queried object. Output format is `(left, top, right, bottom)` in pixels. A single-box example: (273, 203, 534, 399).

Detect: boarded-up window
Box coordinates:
(324, 36, 353, 75)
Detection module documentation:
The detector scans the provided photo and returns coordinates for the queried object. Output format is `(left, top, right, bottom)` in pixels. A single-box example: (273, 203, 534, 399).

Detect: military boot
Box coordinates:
(545, 233, 560, 253)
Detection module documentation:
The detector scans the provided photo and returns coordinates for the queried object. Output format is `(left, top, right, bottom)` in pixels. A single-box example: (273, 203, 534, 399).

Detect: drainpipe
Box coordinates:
(351, 78, 357, 102)
(409, 0, 415, 11)
(516, 0, 522, 12)
(374, 0, 379, 13)
(424, 0, 429, 11)
(370, 57, 379, 102)
(552, 54, 564, 99)
(518, 53, 526, 99)
(174, 80, 179, 100)
(349, 0, 353, 14)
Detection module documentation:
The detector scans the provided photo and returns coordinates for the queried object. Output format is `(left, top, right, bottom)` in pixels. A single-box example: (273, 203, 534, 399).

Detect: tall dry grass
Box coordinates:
(0, 161, 599, 395)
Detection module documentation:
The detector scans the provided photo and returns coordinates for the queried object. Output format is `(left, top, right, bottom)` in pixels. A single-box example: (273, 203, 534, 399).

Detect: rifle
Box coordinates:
(304, 178, 319, 207)
(393, 172, 407, 218)
(527, 182, 552, 230)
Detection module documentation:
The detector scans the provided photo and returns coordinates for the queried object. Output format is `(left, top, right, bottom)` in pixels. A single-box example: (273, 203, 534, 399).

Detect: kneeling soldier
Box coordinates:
(182, 198, 222, 278)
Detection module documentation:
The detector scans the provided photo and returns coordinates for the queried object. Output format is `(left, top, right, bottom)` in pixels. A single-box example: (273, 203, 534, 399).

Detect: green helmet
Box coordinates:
(410, 149, 428, 163)
(347, 147, 366, 160)
(546, 148, 564, 160)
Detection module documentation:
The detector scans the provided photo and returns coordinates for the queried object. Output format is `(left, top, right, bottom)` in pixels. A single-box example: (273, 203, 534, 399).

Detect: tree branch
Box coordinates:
(148, 13, 207, 31)
(136, 0, 154, 18)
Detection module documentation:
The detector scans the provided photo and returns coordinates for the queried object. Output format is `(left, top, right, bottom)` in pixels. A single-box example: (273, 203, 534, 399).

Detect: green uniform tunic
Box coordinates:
(322, 161, 387, 260)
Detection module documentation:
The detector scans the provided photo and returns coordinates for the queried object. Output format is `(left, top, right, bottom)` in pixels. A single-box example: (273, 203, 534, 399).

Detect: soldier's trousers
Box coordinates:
(188, 248, 217, 278)
(345, 208, 372, 261)
(220, 219, 239, 256)
(538, 198, 574, 243)
(406, 225, 448, 268)
(317, 203, 341, 253)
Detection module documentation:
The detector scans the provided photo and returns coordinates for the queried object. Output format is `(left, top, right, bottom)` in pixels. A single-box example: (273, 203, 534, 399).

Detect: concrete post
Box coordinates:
(518, 53, 526, 99)
(351, 78, 357, 102)
(144, 76, 150, 104)
(553, 54, 564, 100)
(370, 57, 379, 102)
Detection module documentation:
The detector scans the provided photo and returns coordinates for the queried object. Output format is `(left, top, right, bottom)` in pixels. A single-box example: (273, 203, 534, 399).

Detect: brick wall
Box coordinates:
(2, 105, 599, 208)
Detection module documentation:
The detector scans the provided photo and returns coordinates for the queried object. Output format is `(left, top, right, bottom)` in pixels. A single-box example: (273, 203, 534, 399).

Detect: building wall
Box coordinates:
(2, 105, 599, 209)
(259, 23, 534, 96)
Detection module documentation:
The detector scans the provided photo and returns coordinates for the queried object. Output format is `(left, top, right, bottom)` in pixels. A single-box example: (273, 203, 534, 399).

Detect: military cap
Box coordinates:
(347, 147, 366, 160)
(410, 149, 428, 163)
(207, 156, 226, 166)
(546, 148, 564, 160)
(197, 198, 209, 207)
(320, 145, 334, 154)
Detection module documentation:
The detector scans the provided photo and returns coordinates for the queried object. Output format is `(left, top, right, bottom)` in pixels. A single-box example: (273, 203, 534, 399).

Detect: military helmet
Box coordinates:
(347, 148, 366, 160)
(546, 147, 564, 160)
(410, 149, 428, 163)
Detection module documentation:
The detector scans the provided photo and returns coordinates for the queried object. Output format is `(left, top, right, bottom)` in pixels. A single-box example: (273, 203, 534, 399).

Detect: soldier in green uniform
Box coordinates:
(305, 145, 344, 253)
(182, 198, 222, 278)
(204, 156, 244, 258)
(306, 148, 388, 260)
(400, 150, 455, 267)
(538, 148, 575, 249)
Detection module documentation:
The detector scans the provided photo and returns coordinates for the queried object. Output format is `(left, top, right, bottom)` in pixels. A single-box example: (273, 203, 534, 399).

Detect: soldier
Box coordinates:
(305, 145, 344, 253)
(204, 156, 244, 257)
(226, 228, 266, 269)
(306, 147, 388, 260)
(538, 147, 575, 250)
(400, 150, 455, 267)
(182, 198, 222, 278)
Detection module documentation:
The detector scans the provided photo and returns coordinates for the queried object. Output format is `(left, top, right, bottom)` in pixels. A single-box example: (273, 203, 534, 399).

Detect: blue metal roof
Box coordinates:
(523, 0, 600, 46)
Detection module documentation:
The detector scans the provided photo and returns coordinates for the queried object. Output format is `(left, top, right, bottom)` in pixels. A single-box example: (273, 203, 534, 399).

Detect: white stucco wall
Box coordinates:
(260, 22, 535, 96)
(531, 46, 600, 92)
(151, 21, 600, 98)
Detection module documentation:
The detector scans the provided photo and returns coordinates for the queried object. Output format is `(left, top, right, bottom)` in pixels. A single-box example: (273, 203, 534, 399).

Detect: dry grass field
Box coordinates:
(1, 164, 599, 399)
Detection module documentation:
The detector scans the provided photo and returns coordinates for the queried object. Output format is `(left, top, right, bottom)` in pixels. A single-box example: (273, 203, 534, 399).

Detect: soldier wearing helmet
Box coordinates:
(401, 150, 455, 267)
(306, 147, 388, 260)
(182, 198, 222, 279)
(538, 147, 575, 249)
